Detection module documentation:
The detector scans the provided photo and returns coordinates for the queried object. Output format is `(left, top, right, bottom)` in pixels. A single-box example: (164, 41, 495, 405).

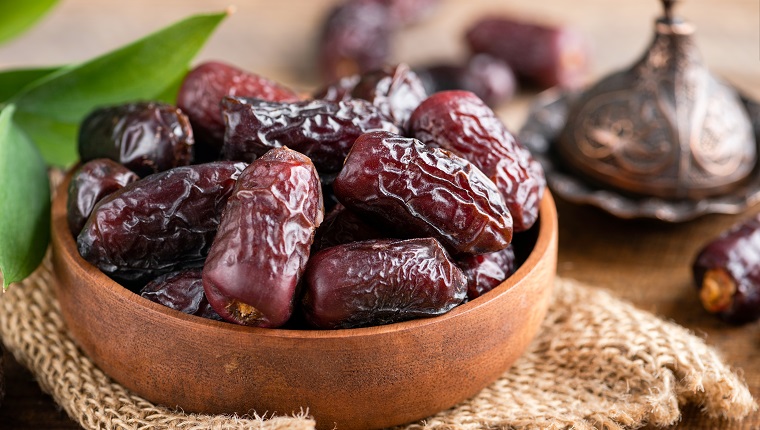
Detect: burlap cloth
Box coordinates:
(0, 258, 755, 430)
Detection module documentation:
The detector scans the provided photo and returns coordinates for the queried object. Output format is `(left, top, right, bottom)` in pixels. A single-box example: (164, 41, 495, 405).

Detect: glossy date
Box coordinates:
(457, 245, 515, 300)
(312, 204, 388, 252)
(220, 96, 399, 175)
(302, 238, 467, 329)
(410, 90, 545, 231)
(203, 147, 323, 328)
(78, 102, 194, 177)
(333, 130, 513, 254)
(140, 268, 222, 321)
(67, 158, 138, 236)
(176, 61, 301, 159)
(77, 161, 247, 288)
(693, 215, 760, 325)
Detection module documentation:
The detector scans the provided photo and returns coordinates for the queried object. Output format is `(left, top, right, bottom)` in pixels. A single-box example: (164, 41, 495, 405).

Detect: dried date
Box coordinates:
(302, 238, 467, 329)
(221, 96, 399, 175)
(77, 161, 247, 288)
(349, 63, 427, 130)
(409, 90, 545, 231)
(140, 268, 222, 321)
(466, 17, 588, 90)
(693, 215, 760, 325)
(414, 54, 517, 107)
(319, 0, 392, 81)
(67, 159, 138, 236)
(333, 130, 513, 254)
(176, 61, 300, 159)
(203, 147, 323, 328)
(457, 245, 515, 301)
(78, 102, 194, 177)
(312, 204, 388, 252)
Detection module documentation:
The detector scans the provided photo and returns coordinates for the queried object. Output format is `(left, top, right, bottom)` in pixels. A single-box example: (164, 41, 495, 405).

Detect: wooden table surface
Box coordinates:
(1, 1, 759, 428)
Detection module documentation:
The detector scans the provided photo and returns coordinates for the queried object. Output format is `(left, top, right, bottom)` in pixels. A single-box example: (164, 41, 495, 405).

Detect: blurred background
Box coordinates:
(0, 0, 757, 128)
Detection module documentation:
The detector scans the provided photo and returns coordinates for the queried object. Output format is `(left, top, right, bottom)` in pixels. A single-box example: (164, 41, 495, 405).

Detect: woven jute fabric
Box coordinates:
(0, 259, 755, 430)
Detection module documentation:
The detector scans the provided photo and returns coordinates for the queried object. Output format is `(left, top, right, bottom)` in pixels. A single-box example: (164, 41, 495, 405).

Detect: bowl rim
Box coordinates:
(53, 174, 557, 340)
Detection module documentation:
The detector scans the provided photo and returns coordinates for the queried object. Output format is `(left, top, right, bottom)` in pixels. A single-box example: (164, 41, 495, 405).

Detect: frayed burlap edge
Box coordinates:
(0, 258, 755, 430)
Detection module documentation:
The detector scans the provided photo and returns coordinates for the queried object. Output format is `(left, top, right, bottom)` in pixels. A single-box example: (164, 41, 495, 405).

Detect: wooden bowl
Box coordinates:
(50, 176, 558, 430)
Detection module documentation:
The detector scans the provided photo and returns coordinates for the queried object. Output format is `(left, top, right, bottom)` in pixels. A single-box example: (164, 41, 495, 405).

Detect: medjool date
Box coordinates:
(67, 159, 138, 236)
(77, 161, 246, 288)
(409, 90, 545, 231)
(457, 245, 515, 300)
(415, 54, 517, 107)
(319, 0, 392, 81)
(221, 96, 398, 175)
(693, 215, 760, 325)
(349, 63, 428, 130)
(203, 147, 323, 328)
(176, 61, 300, 159)
(302, 238, 467, 329)
(312, 204, 388, 252)
(466, 17, 588, 90)
(78, 102, 194, 177)
(140, 268, 222, 321)
(333, 130, 512, 254)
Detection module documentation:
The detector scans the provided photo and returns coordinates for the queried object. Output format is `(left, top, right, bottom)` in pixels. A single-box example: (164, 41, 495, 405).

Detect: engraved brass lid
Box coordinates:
(557, 0, 755, 200)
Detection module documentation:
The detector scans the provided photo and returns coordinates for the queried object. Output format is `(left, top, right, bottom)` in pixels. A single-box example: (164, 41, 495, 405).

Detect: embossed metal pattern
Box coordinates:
(520, 90, 760, 222)
(556, 18, 755, 200)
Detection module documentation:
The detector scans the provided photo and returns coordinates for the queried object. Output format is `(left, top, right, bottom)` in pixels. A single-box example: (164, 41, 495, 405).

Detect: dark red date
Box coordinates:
(319, 0, 392, 81)
(302, 238, 467, 329)
(78, 102, 194, 177)
(349, 63, 428, 130)
(77, 161, 246, 288)
(415, 54, 517, 107)
(313, 74, 361, 102)
(466, 17, 588, 90)
(333, 130, 513, 254)
(67, 159, 138, 236)
(220, 96, 399, 175)
(140, 268, 222, 321)
(176, 61, 301, 159)
(377, 0, 441, 27)
(312, 204, 388, 252)
(410, 90, 545, 232)
(203, 148, 323, 328)
(693, 215, 760, 325)
(457, 245, 515, 301)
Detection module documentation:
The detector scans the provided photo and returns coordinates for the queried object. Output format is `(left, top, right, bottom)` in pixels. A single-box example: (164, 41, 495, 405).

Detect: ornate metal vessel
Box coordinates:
(556, 0, 755, 200)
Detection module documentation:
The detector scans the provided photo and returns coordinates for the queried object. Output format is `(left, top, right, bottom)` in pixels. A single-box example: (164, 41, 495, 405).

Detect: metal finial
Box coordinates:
(662, 0, 677, 21)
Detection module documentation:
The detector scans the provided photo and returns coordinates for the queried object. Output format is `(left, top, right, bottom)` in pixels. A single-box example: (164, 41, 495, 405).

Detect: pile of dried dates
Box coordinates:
(69, 59, 545, 330)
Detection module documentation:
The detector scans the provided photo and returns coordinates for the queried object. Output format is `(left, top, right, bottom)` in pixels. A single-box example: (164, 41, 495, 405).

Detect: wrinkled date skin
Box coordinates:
(78, 102, 194, 177)
(319, 0, 392, 81)
(203, 147, 324, 328)
(318, 64, 428, 131)
(221, 96, 399, 175)
(176, 61, 301, 159)
(410, 90, 545, 232)
(415, 54, 517, 107)
(457, 245, 515, 301)
(693, 215, 760, 325)
(466, 17, 588, 90)
(302, 238, 467, 329)
(140, 268, 222, 321)
(77, 161, 247, 288)
(67, 159, 138, 236)
(333, 131, 513, 254)
(349, 63, 428, 131)
(312, 204, 388, 252)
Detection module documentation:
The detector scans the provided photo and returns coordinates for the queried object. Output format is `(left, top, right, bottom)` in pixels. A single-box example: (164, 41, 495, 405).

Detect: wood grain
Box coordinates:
(1, 0, 758, 428)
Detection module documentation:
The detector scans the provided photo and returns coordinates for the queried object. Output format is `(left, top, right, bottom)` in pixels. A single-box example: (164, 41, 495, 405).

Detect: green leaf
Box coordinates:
(0, 66, 61, 105)
(13, 111, 78, 166)
(0, 104, 51, 290)
(153, 67, 189, 104)
(0, 0, 59, 45)
(15, 11, 228, 123)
